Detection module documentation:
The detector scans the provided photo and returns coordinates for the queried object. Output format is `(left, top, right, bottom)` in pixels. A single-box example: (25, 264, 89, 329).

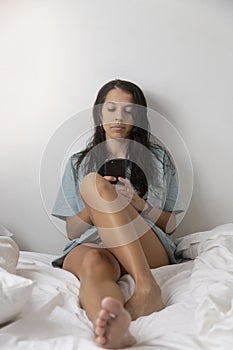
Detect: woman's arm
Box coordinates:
(132, 196, 176, 234)
(141, 202, 176, 234)
(117, 177, 176, 234)
(66, 207, 93, 240)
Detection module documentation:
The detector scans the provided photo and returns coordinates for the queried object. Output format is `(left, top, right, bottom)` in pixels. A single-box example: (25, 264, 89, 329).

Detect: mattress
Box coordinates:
(1, 223, 233, 350)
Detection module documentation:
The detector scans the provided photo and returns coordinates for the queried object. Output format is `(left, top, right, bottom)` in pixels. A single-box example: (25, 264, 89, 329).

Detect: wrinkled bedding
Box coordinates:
(0, 223, 233, 350)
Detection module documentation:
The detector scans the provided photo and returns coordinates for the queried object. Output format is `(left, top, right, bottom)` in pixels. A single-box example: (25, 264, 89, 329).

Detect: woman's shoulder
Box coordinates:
(150, 144, 168, 161)
(70, 151, 89, 165)
(150, 144, 175, 172)
(69, 151, 91, 177)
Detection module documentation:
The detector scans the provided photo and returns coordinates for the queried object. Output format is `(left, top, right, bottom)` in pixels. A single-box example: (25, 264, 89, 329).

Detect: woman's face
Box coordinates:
(101, 88, 134, 140)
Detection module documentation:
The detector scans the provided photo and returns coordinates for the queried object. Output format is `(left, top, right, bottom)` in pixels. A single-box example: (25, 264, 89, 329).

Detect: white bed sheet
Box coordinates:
(0, 224, 233, 350)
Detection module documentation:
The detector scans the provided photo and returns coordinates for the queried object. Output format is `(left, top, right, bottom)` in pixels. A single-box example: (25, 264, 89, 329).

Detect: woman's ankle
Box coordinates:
(134, 274, 161, 293)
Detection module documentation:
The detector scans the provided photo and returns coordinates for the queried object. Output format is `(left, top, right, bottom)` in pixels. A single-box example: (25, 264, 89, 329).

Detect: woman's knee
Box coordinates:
(82, 248, 110, 271)
(81, 172, 104, 191)
(80, 172, 114, 201)
(81, 248, 121, 279)
(80, 174, 120, 215)
(62, 246, 108, 277)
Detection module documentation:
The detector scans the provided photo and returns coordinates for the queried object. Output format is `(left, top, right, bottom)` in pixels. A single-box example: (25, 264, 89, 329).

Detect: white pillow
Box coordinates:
(175, 223, 233, 259)
(0, 236, 19, 274)
(0, 267, 34, 325)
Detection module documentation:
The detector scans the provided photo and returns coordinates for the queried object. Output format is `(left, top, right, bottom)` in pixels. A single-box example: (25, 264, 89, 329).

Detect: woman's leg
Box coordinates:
(122, 229, 168, 319)
(63, 244, 136, 348)
(63, 244, 123, 322)
(80, 173, 170, 320)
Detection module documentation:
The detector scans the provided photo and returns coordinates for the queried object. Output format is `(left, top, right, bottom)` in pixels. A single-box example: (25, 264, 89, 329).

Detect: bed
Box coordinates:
(1, 223, 233, 350)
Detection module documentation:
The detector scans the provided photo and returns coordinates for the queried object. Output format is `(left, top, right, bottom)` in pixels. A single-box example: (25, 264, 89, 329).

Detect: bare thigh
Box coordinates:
(80, 174, 170, 271)
(63, 244, 122, 281)
(123, 202, 170, 268)
(117, 202, 170, 269)
(139, 228, 170, 268)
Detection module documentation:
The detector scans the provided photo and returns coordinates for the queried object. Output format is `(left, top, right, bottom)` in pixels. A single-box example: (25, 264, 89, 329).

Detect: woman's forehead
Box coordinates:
(105, 88, 133, 103)
(104, 101, 133, 108)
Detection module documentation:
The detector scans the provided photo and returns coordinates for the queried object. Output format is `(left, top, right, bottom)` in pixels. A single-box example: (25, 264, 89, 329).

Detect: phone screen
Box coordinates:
(98, 159, 126, 184)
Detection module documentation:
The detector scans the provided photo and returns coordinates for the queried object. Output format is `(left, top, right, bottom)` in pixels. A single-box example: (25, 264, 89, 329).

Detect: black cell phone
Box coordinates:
(98, 159, 126, 184)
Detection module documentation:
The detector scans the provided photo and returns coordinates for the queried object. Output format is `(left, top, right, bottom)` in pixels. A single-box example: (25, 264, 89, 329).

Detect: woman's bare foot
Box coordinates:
(94, 297, 136, 349)
(125, 280, 164, 320)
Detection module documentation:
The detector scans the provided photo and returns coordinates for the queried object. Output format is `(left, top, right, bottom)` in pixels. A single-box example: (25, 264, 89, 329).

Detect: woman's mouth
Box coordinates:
(111, 125, 125, 131)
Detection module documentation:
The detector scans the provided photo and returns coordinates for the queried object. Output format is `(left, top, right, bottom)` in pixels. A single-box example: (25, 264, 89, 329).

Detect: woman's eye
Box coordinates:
(124, 109, 132, 114)
(107, 108, 115, 112)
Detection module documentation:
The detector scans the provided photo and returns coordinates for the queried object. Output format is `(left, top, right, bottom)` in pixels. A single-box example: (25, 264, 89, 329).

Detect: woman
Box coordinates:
(52, 79, 183, 349)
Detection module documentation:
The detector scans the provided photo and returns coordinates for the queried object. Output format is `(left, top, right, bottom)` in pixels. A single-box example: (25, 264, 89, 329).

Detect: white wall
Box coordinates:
(0, 0, 232, 254)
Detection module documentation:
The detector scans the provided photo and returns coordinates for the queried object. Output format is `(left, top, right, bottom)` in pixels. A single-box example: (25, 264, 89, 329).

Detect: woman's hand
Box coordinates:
(101, 176, 176, 234)
(116, 177, 145, 213)
(103, 176, 117, 183)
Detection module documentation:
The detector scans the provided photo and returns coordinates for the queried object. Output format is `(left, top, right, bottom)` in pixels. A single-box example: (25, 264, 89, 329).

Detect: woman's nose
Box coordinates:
(115, 116, 123, 123)
(114, 108, 123, 122)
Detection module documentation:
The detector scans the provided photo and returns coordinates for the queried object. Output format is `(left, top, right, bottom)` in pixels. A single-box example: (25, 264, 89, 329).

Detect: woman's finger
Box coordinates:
(116, 184, 134, 202)
(118, 177, 130, 186)
(118, 178, 135, 195)
(104, 176, 116, 182)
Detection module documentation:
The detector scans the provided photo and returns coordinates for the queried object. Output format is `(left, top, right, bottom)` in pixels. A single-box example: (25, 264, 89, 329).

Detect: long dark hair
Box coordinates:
(72, 79, 166, 198)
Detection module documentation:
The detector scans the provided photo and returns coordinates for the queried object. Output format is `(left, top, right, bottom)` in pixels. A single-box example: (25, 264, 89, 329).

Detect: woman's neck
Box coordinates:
(106, 138, 129, 159)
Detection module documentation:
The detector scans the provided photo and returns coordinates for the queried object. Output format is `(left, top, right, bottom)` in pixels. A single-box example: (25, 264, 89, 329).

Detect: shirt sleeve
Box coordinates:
(163, 168, 184, 213)
(51, 157, 84, 221)
(146, 148, 184, 214)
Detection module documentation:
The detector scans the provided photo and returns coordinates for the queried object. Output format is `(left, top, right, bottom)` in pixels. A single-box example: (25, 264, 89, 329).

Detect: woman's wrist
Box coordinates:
(137, 199, 146, 213)
(141, 201, 153, 216)
(138, 200, 153, 216)
(79, 207, 93, 225)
